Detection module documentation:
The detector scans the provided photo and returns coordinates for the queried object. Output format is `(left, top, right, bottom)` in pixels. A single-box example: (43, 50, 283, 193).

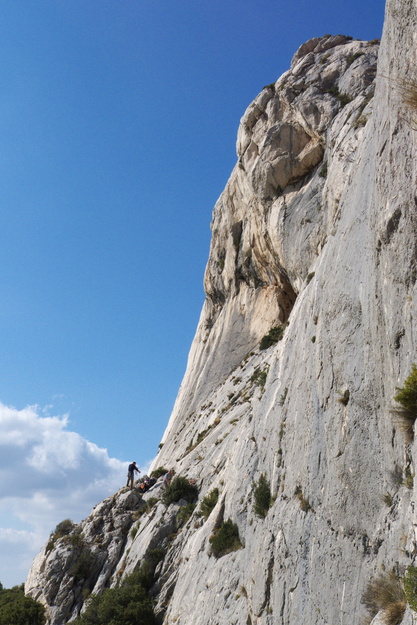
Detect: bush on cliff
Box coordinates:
(259, 326, 284, 350)
(209, 519, 243, 558)
(74, 571, 156, 625)
(54, 519, 75, 538)
(361, 573, 406, 625)
(150, 466, 167, 479)
(394, 364, 417, 416)
(404, 565, 417, 612)
(162, 476, 198, 506)
(198, 488, 219, 520)
(392, 363, 417, 441)
(253, 474, 272, 518)
(46, 518, 78, 552)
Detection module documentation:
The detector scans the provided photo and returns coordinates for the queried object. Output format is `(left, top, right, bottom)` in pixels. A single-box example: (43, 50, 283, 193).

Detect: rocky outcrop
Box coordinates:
(25, 489, 143, 623)
(26, 1, 417, 624)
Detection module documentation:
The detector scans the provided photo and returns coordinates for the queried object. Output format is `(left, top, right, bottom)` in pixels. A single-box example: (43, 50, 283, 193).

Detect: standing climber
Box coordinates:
(126, 462, 141, 489)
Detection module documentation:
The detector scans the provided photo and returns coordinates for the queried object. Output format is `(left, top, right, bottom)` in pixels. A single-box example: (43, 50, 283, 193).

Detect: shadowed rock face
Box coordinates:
(26, 4, 417, 624)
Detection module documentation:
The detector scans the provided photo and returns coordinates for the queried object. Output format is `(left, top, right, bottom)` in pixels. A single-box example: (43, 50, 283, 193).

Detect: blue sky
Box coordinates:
(0, 0, 385, 587)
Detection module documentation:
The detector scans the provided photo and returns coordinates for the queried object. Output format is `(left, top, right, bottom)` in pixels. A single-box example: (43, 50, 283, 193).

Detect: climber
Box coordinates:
(162, 469, 175, 489)
(126, 462, 141, 489)
(138, 475, 157, 493)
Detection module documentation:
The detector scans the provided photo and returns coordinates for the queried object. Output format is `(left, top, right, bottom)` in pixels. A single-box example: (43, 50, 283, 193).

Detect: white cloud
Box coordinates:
(0, 402, 147, 588)
(0, 528, 40, 588)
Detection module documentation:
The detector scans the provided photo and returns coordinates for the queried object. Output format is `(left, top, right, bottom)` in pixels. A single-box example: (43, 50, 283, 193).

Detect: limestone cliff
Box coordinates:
(26, 1, 417, 624)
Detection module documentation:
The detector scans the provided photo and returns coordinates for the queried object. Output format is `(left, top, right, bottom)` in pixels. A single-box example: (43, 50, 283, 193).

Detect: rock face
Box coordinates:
(26, 1, 417, 624)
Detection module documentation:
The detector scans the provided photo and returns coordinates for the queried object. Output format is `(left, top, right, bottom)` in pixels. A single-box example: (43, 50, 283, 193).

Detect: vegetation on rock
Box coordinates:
(46, 518, 76, 552)
(361, 573, 406, 625)
(295, 485, 313, 512)
(150, 467, 168, 479)
(392, 363, 417, 440)
(198, 488, 219, 520)
(259, 326, 284, 350)
(176, 503, 196, 528)
(253, 474, 272, 518)
(394, 364, 417, 416)
(162, 476, 199, 506)
(53, 519, 75, 538)
(250, 366, 269, 389)
(135, 497, 158, 520)
(73, 571, 156, 625)
(209, 519, 243, 558)
(69, 546, 94, 584)
(404, 565, 417, 612)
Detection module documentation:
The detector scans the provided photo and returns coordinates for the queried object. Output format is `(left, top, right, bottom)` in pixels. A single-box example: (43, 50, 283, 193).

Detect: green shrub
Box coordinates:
(324, 85, 352, 107)
(209, 519, 243, 558)
(74, 571, 156, 625)
(338, 92, 352, 107)
(392, 364, 417, 440)
(347, 51, 364, 66)
(394, 364, 417, 416)
(134, 549, 165, 592)
(325, 84, 339, 97)
(176, 503, 196, 528)
(0, 585, 45, 625)
(150, 467, 167, 479)
(69, 548, 94, 583)
(45, 538, 55, 554)
(46, 518, 76, 553)
(53, 519, 74, 537)
(279, 388, 288, 406)
(362, 573, 406, 625)
(186, 424, 216, 452)
(146, 548, 165, 567)
(63, 532, 85, 548)
(162, 476, 198, 506)
(253, 474, 271, 518)
(295, 486, 312, 512)
(259, 326, 284, 350)
(198, 488, 219, 520)
(135, 497, 158, 519)
(383, 492, 393, 507)
(404, 566, 417, 612)
(250, 367, 269, 388)
(338, 389, 350, 406)
(319, 162, 328, 178)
